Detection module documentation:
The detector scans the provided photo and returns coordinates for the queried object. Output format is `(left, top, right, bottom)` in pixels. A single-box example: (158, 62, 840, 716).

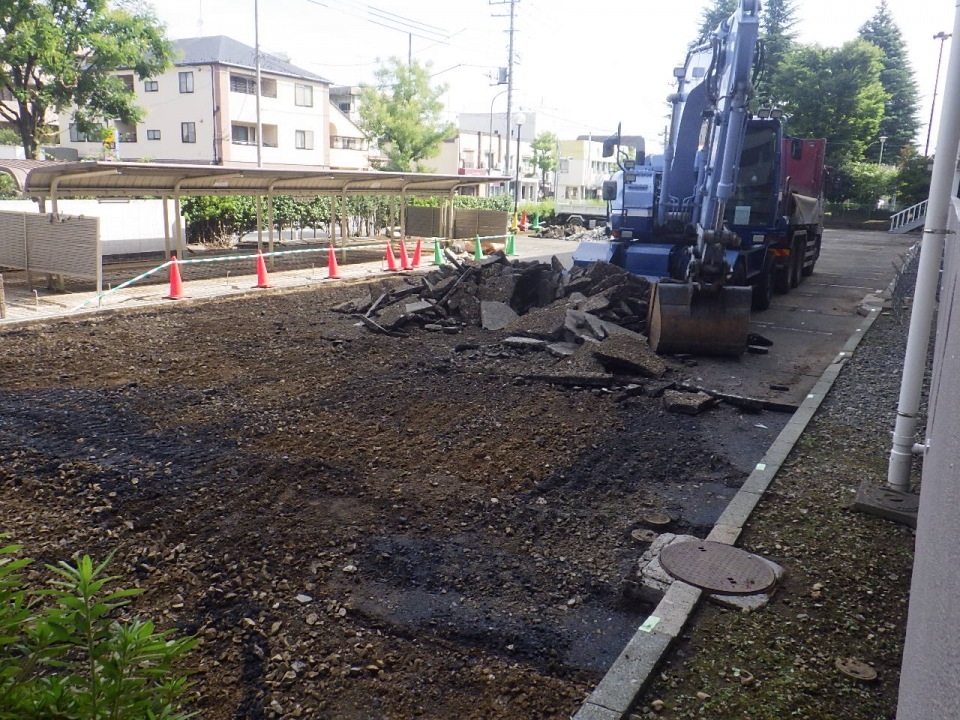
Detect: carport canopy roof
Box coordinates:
(0, 160, 509, 199)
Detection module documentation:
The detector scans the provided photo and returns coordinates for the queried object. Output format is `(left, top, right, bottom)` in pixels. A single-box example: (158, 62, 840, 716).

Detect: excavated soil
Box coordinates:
(0, 276, 785, 719)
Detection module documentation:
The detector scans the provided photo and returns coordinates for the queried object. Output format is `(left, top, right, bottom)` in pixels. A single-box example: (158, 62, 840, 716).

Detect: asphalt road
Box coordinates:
(683, 229, 918, 407)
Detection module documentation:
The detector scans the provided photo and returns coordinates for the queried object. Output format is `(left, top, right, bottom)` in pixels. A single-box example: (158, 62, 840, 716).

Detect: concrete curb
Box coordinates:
(573, 275, 903, 718)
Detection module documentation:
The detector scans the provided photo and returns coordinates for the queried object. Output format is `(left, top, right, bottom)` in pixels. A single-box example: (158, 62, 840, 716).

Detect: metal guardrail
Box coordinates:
(889, 200, 928, 233)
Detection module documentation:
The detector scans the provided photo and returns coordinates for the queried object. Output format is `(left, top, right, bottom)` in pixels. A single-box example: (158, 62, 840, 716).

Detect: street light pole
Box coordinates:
(488, 89, 507, 173)
(925, 31, 952, 156)
(513, 112, 525, 215)
(878, 135, 888, 165)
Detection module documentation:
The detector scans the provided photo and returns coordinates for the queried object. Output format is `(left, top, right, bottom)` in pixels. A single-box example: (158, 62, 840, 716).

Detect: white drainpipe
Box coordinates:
(887, 9, 960, 492)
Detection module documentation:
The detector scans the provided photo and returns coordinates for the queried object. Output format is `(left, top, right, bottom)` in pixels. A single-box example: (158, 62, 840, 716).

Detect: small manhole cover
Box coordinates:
(835, 657, 877, 682)
(659, 541, 776, 595)
(642, 512, 672, 527)
(631, 528, 659, 543)
(861, 486, 920, 513)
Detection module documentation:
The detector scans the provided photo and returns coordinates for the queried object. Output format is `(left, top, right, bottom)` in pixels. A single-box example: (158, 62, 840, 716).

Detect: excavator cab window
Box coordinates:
(725, 123, 779, 227)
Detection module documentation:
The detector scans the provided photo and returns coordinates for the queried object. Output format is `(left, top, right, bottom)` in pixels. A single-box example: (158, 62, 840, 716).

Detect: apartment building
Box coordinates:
(556, 136, 617, 200)
(58, 36, 370, 170)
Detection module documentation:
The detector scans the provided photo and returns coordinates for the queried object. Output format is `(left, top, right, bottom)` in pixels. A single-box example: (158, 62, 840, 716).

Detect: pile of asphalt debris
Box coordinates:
(332, 251, 738, 414)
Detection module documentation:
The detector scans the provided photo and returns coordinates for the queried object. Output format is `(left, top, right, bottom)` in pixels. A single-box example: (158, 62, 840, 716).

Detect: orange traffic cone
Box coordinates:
(254, 250, 272, 288)
(411, 238, 422, 267)
(399, 238, 412, 270)
(385, 241, 399, 271)
(164, 256, 188, 300)
(519, 210, 528, 231)
(326, 243, 341, 279)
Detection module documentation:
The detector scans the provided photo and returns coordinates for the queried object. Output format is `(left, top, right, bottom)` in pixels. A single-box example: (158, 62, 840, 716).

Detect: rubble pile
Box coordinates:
(333, 251, 653, 340)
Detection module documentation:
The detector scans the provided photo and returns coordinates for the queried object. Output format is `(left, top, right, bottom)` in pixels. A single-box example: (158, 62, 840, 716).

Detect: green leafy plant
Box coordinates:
(0, 543, 196, 720)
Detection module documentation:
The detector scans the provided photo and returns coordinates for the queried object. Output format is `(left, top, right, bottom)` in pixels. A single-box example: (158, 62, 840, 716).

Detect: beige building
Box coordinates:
(58, 36, 370, 170)
(556, 137, 617, 200)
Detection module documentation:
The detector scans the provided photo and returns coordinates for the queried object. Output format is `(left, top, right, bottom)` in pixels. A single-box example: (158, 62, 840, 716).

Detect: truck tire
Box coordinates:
(801, 235, 821, 277)
(773, 258, 790, 294)
(790, 238, 804, 288)
(752, 251, 774, 311)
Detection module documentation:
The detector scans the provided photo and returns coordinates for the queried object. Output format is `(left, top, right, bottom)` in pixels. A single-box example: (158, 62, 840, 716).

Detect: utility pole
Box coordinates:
(490, 0, 518, 186)
(254, 0, 263, 168)
(925, 31, 952, 156)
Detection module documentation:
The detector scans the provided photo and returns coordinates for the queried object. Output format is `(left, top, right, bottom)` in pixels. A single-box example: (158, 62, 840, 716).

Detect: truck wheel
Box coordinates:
(752, 252, 774, 311)
(801, 235, 821, 277)
(790, 238, 804, 288)
(773, 259, 790, 294)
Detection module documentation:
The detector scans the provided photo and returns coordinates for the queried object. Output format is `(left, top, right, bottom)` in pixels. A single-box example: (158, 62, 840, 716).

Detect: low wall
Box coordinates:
(0, 199, 180, 256)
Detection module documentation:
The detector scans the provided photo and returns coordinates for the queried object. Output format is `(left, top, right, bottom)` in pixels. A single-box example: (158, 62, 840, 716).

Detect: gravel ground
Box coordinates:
(639, 265, 922, 719)
(0, 247, 920, 720)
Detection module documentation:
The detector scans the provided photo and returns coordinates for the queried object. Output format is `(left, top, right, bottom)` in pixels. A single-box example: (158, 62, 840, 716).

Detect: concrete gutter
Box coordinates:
(572, 264, 911, 719)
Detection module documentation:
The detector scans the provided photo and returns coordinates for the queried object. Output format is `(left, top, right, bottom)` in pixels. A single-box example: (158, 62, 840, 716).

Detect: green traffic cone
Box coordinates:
(473, 234, 484, 260)
(432, 238, 445, 266)
(506, 233, 517, 256)
(531, 212, 541, 231)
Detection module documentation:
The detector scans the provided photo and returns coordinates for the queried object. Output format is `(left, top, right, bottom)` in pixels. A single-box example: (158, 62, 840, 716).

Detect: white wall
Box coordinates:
(0, 198, 178, 255)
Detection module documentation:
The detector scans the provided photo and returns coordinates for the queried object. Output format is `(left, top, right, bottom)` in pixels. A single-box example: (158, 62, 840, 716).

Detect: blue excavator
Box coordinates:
(573, 0, 825, 356)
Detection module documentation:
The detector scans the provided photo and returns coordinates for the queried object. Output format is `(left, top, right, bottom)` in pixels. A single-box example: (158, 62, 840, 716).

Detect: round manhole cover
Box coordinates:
(659, 541, 776, 595)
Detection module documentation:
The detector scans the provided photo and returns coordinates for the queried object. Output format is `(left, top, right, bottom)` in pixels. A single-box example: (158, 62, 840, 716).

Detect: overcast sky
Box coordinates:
(147, 0, 956, 153)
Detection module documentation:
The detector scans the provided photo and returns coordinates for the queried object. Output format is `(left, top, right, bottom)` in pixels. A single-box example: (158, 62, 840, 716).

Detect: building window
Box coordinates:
(337, 101, 351, 113)
(144, 80, 159, 92)
(147, 129, 161, 140)
(181, 122, 196, 143)
(230, 74, 257, 95)
(178, 71, 194, 93)
(231, 124, 256, 145)
(295, 130, 314, 150)
(331, 135, 368, 151)
(119, 74, 134, 92)
(295, 84, 313, 107)
(116, 121, 137, 143)
(68, 123, 100, 142)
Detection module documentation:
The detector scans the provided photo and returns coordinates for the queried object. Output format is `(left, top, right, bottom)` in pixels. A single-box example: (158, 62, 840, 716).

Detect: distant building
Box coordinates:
(556, 136, 617, 200)
(58, 36, 371, 170)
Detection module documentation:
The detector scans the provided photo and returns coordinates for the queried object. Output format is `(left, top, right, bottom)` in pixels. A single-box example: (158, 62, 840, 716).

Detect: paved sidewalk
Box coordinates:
(0, 235, 579, 326)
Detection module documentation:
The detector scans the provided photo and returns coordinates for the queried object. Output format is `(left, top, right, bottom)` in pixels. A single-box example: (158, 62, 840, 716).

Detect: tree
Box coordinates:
(895, 147, 933, 207)
(0, 0, 172, 160)
(358, 58, 457, 172)
(695, 0, 738, 46)
(775, 40, 888, 166)
(757, 0, 799, 103)
(530, 131, 558, 197)
(858, 0, 920, 161)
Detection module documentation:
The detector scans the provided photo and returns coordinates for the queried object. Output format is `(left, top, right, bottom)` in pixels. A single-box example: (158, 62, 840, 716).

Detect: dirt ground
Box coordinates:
(0, 271, 795, 720)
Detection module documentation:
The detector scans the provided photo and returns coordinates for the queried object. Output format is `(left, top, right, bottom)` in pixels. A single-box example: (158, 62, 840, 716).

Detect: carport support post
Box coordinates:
(173, 194, 184, 260)
(162, 196, 171, 258)
(447, 189, 456, 239)
(340, 190, 348, 251)
(267, 194, 275, 269)
(327, 195, 335, 245)
(388, 195, 395, 240)
(256, 196, 263, 252)
(400, 191, 406, 238)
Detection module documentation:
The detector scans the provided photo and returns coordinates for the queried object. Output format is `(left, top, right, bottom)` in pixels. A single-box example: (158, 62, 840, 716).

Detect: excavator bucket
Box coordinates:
(647, 283, 753, 357)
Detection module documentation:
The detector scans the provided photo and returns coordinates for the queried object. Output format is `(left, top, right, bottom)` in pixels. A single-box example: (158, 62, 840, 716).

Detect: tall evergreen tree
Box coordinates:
(757, 0, 799, 103)
(859, 0, 921, 160)
(694, 0, 738, 47)
(775, 40, 888, 166)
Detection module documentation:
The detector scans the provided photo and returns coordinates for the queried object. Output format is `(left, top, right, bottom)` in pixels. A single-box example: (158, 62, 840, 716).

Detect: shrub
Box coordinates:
(0, 542, 196, 720)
